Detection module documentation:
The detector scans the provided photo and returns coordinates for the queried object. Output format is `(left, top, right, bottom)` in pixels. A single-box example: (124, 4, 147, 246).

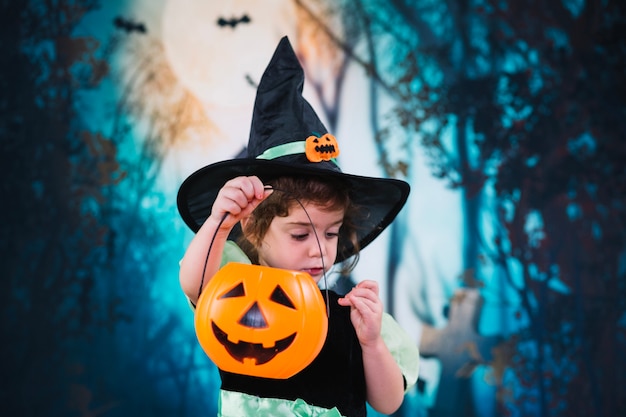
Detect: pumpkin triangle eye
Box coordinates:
(270, 285, 296, 309)
(220, 282, 245, 299)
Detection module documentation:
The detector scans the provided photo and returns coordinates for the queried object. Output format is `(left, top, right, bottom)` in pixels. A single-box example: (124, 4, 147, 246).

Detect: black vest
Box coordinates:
(219, 290, 367, 417)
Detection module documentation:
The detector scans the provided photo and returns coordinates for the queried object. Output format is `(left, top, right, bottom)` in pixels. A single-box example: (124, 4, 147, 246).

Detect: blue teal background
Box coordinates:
(1, 1, 625, 416)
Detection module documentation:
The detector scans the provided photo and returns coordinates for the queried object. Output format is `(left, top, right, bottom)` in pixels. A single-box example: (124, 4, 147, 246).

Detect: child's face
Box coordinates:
(256, 202, 345, 283)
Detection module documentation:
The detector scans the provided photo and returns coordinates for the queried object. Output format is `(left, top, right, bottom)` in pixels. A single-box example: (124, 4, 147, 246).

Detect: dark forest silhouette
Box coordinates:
(1, 1, 217, 416)
(295, 1, 626, 414)
(1, 1, 625, 417)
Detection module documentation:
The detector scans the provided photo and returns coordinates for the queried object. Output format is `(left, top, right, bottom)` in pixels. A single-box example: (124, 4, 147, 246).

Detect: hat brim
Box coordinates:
(177, 157, 410, 263)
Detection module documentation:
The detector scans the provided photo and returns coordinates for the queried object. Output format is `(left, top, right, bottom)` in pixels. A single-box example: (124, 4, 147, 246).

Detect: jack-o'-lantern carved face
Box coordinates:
(195, 262, 328, 379)
(305, 133, 340, 162)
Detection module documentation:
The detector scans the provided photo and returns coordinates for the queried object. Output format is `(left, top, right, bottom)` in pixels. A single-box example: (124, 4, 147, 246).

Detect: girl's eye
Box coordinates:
(326, 232, 339, 239)
(291, 234, 308, 241)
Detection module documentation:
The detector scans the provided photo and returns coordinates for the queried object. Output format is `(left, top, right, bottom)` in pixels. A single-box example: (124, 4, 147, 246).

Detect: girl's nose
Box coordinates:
(309, 237, 327, 258)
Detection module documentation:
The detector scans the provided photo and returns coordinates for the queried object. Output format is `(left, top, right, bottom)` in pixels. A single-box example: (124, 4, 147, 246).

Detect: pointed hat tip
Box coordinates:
(257, 35, 302, 92)
(271, 35, 298, 66)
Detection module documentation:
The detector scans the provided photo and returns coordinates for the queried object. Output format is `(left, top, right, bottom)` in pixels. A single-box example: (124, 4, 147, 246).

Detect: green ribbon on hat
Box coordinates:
(256, 141, 338, 164)
(256, 141, 306, 160)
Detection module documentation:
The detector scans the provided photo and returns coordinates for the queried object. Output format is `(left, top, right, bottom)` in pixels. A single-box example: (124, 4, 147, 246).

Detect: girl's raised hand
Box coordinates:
(210, 176, 272, 231)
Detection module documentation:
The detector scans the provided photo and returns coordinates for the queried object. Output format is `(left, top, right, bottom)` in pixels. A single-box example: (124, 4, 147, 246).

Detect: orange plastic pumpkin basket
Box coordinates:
(194, 262, 328, 379)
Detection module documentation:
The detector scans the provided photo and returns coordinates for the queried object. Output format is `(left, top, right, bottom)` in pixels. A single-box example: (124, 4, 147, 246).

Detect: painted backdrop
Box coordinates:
(1, 1, 625, 416)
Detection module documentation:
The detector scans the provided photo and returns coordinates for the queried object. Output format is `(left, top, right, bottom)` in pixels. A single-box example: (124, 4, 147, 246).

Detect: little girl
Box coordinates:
(177, 37, 418, 417)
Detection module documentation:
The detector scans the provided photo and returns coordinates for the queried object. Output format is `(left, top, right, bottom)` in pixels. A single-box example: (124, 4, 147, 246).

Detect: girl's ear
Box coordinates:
(240, 216, 250, 232)
(240, 216, 256, 245)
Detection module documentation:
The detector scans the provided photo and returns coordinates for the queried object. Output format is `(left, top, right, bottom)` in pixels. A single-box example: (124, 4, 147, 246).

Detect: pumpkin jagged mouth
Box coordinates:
(315, 144, 336, 154)
(212, 322, 296, 365)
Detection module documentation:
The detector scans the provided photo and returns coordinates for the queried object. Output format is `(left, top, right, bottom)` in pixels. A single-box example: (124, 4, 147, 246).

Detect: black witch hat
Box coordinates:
(177, 36, 410, 263)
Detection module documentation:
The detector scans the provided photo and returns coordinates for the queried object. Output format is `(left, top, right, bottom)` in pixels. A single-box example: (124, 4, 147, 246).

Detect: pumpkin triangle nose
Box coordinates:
(238, 302, 268, 329)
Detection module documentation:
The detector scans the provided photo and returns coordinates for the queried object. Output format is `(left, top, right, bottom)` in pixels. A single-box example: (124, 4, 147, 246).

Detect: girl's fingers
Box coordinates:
(353, 296, 380, 316)
(340, 291, 381, 315)
(346, 283, 380, 304)
(355, 280, 379, 295)
(217, 176, 270, 215)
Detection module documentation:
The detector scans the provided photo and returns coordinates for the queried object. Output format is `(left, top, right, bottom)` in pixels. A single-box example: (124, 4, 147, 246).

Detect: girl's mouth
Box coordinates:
(304, 268, 324, 277)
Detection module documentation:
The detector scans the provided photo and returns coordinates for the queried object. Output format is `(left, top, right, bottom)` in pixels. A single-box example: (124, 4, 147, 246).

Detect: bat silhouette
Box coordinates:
(217, 14, 251, 28)
(113, 16, 147, 34)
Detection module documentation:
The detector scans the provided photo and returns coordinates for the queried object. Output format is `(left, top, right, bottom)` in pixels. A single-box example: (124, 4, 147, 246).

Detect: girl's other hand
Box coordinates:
(338, 280, 383, 346)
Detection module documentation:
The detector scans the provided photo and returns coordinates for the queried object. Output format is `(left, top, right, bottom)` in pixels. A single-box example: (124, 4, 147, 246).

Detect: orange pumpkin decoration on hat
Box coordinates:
(195, 262, 328, 379)
(305, 133, 340, 162)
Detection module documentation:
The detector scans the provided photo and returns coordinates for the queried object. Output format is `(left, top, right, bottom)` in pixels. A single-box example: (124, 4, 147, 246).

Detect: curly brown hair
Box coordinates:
(238, 176, 361, 274)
